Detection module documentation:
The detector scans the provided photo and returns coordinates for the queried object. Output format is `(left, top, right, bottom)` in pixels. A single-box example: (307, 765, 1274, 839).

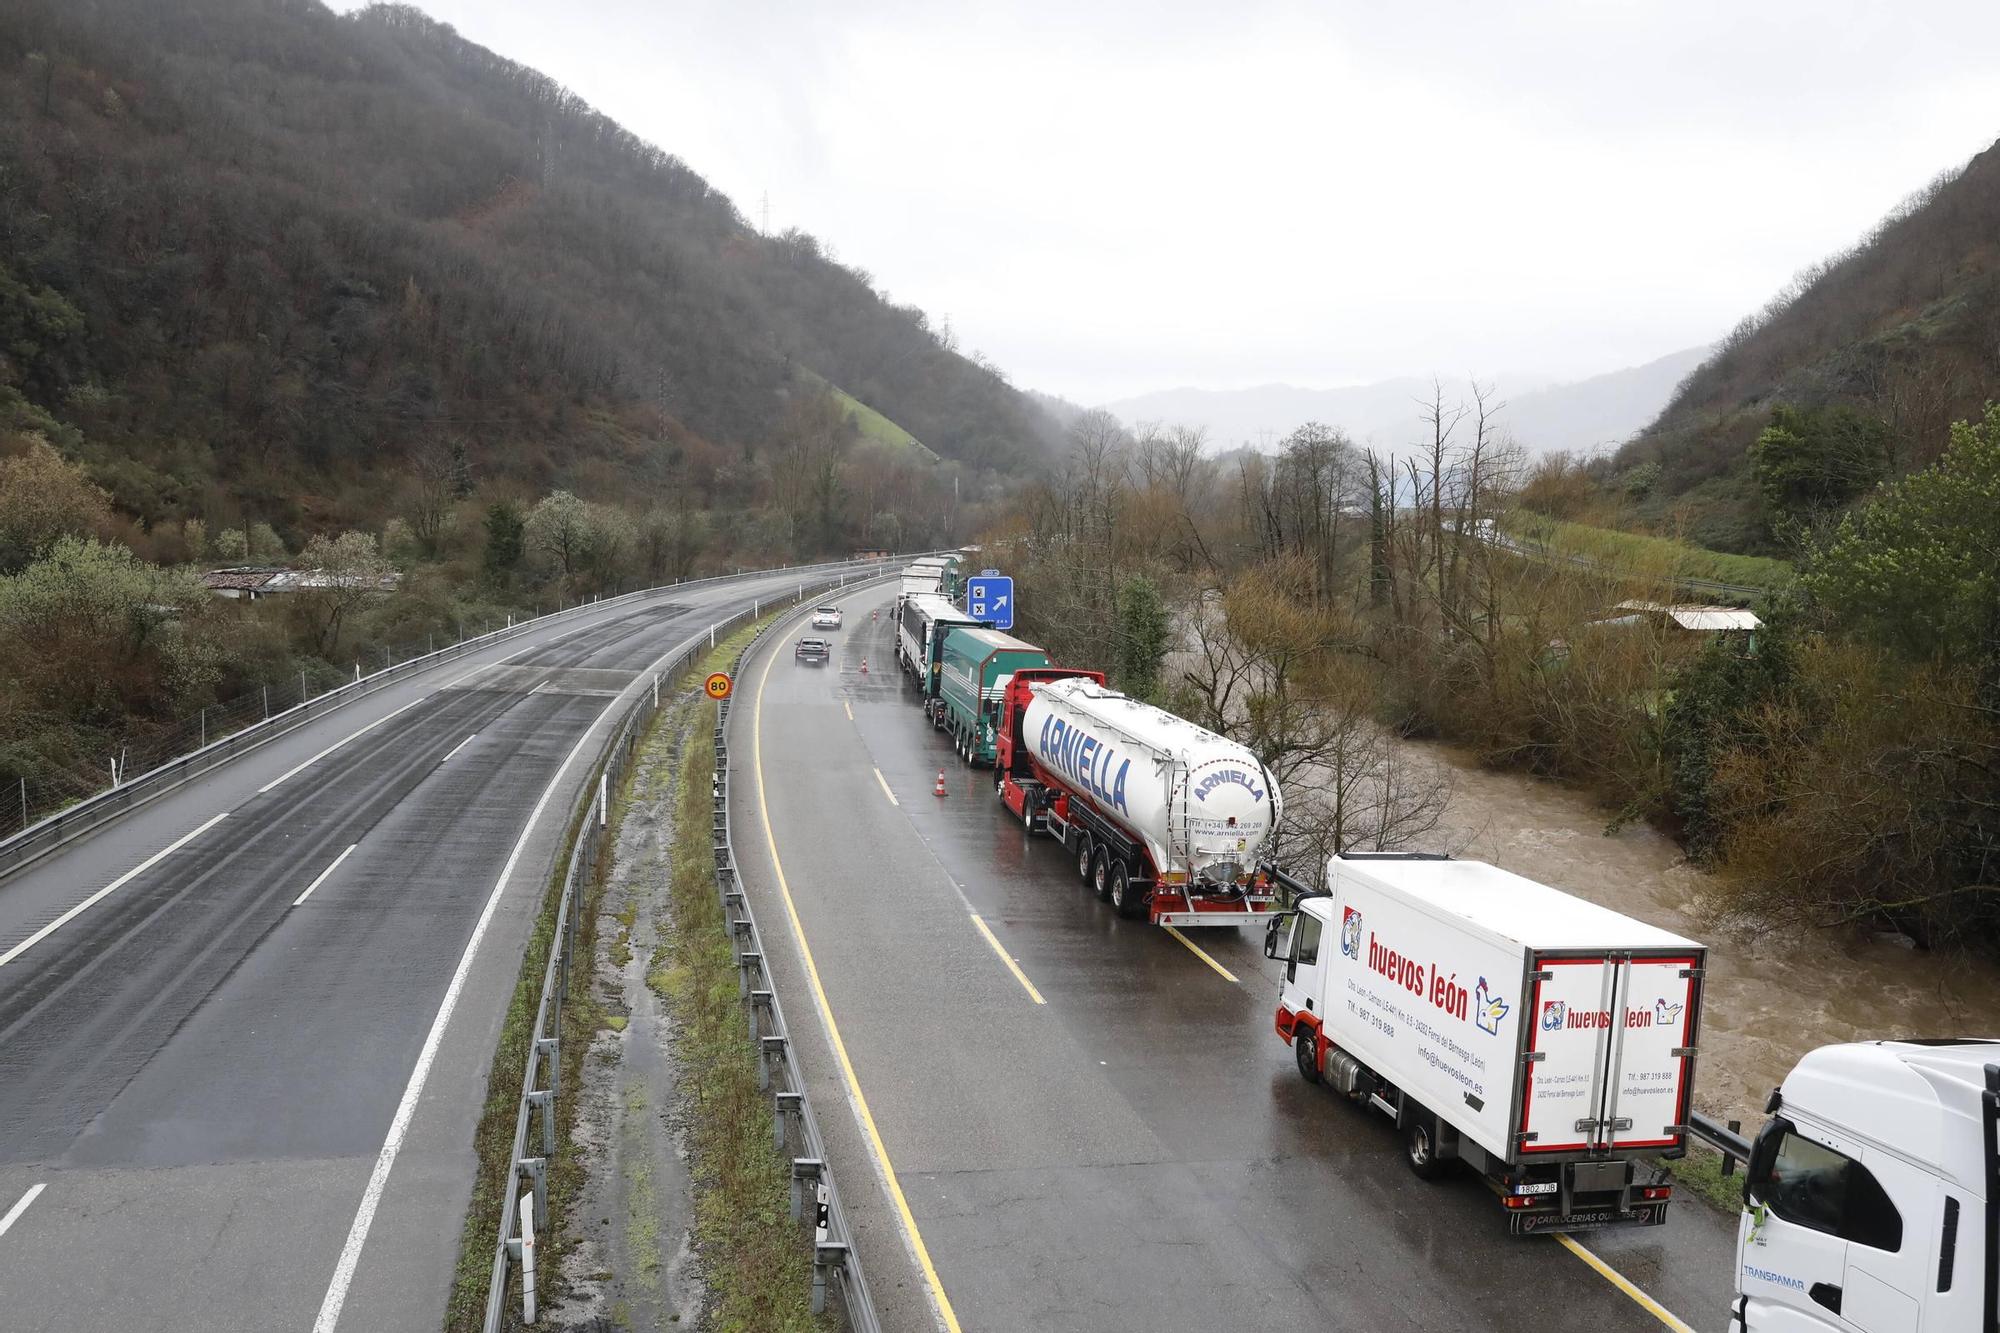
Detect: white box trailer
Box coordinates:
(1266, 853, 1706, 1233)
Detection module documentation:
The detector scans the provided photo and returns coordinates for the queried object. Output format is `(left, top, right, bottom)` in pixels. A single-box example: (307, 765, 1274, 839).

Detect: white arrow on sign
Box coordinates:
(994, 595, 1009, 609)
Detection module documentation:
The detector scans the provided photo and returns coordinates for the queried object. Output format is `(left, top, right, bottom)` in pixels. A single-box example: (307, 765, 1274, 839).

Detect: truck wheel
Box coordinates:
(1295, 1031, 1321, 1084)
(1404, 1110, 1445, 1181)
(1108, 860, 1143, 918)
(1075, 835, 1094, 882)
(1090, 847, 1113, 903)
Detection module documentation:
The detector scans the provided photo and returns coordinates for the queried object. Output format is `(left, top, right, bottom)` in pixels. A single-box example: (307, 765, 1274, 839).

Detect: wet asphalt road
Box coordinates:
(733, 587, 1741, 1333)
(0, 570, 863, 1333)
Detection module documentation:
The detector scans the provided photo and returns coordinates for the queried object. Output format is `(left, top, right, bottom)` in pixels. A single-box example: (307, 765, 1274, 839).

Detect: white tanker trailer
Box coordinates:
(994, 670, 1285, 926)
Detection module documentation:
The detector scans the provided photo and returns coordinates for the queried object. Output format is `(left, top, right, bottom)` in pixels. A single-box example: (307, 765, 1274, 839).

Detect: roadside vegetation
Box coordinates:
(1660, 1144, 1750, 1216)
(993, 394, 2000, 947)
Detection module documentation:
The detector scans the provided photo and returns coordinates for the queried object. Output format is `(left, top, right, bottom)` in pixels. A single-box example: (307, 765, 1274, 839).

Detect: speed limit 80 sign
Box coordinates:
(703, 672, 733, 701)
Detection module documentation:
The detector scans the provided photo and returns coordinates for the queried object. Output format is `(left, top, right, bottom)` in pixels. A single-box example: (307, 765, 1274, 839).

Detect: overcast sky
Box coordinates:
(339, 1, 2000, 405)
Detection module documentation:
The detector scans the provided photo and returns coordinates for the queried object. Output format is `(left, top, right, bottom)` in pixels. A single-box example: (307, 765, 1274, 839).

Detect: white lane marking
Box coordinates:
(843, 700, 854, 721)
(259, 694, 437, 794)
(872, 767, 899, 806)
(293, 844, 358, 908)
(311, 696, 616, 1332)
(0, 812, 229, 971)
(439, 734, 478, 765)
(0, 1183, 46, 1238)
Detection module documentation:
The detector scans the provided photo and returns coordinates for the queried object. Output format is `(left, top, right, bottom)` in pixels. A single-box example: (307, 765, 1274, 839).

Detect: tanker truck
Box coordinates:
(994, 673, 1284, 927)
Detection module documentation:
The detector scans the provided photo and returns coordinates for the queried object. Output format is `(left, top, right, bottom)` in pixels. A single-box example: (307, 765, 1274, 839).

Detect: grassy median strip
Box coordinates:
(648, 627, 827, 1332)
(445, 611, 831, 1331)
(445, 784, 603, 1332)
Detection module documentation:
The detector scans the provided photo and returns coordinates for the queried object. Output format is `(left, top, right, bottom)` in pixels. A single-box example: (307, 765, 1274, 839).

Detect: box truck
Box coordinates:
(1266, 853, 1706, 1233)
(895, 592, 988, 703)
(1729, 1039, 2000, 1332)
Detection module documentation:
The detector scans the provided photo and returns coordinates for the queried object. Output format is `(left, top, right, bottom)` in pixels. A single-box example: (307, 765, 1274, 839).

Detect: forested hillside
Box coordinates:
(0, 0, 1057, 546)
(1615, 136, 2000, 551)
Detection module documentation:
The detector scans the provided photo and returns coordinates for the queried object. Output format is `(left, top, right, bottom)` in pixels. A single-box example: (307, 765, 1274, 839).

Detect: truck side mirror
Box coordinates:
(1262, 913, 1291, 961)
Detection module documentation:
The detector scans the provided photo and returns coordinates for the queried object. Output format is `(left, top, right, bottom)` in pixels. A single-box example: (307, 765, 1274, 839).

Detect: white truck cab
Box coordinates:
(1733, 1040, 2000, 1332)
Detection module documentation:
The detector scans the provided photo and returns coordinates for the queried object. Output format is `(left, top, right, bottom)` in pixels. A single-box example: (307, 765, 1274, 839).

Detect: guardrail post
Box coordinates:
(737, 951, 762, 999)
(517, 1155, 548, 1234)
(535, 1036, 559, 1095)
(774, 1091, 803, 1151)
(760, 1034, 785, 1091)
(1722, 1118, 1742, 1175)
(790, 1157, 823, 1223)
(748, 989, 774, 1040)
(813, 1240, 846, 1316)
(528, 1088, 556, 1157)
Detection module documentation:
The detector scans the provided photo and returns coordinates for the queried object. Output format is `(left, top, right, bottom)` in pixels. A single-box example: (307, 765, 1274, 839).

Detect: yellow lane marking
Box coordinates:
(844, 700, 854, 721)
(968, 914, 1048, 1005)
(1555, 1233, 1696, 1332)
(754, 643, 963, 1333)
(872, 767, 899, 807)
(1163, 925, 1240, 983)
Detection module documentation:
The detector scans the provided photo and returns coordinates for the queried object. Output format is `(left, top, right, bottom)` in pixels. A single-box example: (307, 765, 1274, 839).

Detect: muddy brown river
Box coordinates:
(1420, 740, 2000, 1127)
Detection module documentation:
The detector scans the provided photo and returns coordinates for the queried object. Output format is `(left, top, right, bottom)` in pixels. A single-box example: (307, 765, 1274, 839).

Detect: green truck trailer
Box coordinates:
(936, 626, 1050, 766)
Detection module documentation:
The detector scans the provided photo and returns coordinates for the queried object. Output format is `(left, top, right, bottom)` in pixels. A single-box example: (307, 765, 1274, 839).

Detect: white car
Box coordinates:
(811, 605, 843, 630)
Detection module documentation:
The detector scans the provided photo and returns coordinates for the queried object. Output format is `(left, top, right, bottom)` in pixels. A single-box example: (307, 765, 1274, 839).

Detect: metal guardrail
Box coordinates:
(710, 605, 884, 1331)
(0, 557, 910, 884)
(1688, 1109, 1754, 1177)
(484, 568, 890, 1331)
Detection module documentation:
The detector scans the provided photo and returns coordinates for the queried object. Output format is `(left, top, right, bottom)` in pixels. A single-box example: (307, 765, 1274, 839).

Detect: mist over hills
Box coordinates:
(0, 0, 1059, 540)
(1104, 345, 1710, 457)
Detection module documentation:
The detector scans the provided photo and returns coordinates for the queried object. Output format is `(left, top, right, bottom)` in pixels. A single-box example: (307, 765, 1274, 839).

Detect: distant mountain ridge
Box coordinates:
(1104, 346, 1710, 457)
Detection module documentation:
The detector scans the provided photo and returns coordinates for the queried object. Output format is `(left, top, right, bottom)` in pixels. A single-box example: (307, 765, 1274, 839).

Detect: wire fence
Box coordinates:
(485, 569, 886, 1330)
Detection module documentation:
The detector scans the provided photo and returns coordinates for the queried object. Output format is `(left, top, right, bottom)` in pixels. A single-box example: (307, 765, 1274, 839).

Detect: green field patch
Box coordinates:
(795, 368, 939, 462)
(1504, 513, 1793, 590)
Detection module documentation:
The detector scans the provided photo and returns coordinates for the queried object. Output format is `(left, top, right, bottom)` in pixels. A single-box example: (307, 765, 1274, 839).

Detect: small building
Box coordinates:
(1601, 601, 1762, 651)
(200, 566, 285, 599)
(201, 565, 401, 600)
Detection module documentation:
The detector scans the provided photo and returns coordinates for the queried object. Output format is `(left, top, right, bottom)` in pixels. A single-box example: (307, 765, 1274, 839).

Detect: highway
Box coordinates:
(733, 585, 1743, 1333)
(0, 568, 858, 1333)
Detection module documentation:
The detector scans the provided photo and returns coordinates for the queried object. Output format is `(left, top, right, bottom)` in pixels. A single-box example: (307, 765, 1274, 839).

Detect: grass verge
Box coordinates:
(646, 626, 829, 1332)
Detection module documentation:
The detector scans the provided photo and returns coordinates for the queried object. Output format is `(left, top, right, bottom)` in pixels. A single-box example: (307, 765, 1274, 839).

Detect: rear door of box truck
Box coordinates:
(1520, 951, 1700, 1156)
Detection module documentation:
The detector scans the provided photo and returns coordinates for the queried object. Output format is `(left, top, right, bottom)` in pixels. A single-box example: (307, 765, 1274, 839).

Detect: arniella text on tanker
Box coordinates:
(1037, 714, 1130, 815)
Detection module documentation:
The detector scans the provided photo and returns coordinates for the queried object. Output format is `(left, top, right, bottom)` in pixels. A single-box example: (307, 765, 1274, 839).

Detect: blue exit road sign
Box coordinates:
(965, 575, 1015, 630)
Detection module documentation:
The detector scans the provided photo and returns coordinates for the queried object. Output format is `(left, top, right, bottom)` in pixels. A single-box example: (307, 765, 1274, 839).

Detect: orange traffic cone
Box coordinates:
(860, 657, 868, 675)
(934, 770, 948, 798)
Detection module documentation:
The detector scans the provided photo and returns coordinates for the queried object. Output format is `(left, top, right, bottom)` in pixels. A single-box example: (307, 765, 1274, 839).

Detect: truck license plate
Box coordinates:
(1511, 1204, 1663, 1235)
